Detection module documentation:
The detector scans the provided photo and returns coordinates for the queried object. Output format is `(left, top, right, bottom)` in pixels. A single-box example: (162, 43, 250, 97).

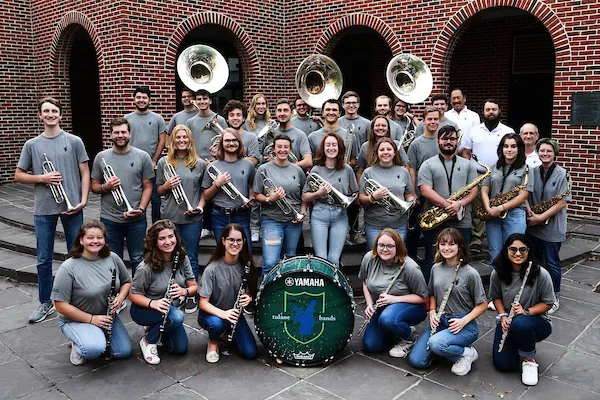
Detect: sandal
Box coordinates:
(140, 337, 160, 365)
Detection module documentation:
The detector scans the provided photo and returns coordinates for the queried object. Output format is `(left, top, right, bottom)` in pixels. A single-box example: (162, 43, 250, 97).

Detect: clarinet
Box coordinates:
(498, 261, 533, 352)
(227, 261, 251, 343)
(104, 268, 117, 360)
(156, 251, 180, 346)
(427, 259, 463, 350)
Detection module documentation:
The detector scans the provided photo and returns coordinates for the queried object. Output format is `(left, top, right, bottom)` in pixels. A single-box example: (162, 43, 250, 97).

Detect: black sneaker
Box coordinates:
(184, 296, 198, 314)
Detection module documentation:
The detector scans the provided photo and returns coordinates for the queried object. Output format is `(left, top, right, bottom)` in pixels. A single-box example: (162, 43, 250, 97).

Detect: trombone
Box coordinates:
(162, 160, 197, 214)
(206, 163, 252, 207)
(364, 178, 414, 214)
(345, 123, 355, 161)
(42, 153, 75, 211)
(261, 171, 304, 222)
(307, 172, 356, 208)
(101, 158, 134, 213)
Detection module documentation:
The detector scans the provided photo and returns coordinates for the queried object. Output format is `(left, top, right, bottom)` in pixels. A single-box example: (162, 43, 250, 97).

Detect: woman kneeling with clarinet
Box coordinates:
(490, 233, 554, 386)
(129, 220, 198, 365)
(409, 228, 487, 375)
(52, 220, 132, 365)
(198, 223, 259, 363)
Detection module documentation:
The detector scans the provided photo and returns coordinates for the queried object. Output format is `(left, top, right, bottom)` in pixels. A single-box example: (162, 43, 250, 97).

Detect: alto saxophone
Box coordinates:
(529, 172, 570, 225)
(498, 261, 532, 352)
(418, 156, 490, 230)
(475, 165, 529, 221)
(427, 259, 462, 350)
(104, 268, 117, 360)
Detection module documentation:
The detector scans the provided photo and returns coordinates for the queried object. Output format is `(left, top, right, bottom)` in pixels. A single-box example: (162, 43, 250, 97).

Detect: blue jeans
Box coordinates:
(261, 216, 303, 278)
(528, 235, 562, 295)
(34, 212, 83, 303)
(151, 177, 161, 224)
(176, 221, 202, 281)
(211, 209, 252, 253)
(492, 315, 552, 372)
(197, 311, 257, 359)
(365, 224, 407, 251)
(409, 313, 479, 368)
(310, 204, 348, 266)
(486, 207, 527, 265)
(422, 226, 472, 283)
(59, 315, 132, 360)
(101, 217, 147, 276)
(130, 303, 188, 354)
(363, 302, 426, 353)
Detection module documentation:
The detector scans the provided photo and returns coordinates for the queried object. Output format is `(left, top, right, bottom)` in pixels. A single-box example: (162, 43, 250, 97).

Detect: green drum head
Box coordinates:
(256, 256, 355, 366)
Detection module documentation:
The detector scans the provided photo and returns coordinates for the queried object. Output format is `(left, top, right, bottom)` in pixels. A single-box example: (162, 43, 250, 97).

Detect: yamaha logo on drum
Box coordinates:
(284, 277, 325, 287)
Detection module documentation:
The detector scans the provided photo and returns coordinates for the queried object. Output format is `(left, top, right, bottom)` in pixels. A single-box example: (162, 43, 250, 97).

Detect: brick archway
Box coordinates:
(314, 13, 401, 55)
(165, 12, 259, 95)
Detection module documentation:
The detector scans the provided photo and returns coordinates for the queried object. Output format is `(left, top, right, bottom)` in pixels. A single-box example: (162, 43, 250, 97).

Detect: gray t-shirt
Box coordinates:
(186, 112, 228, 160)
(268, 126, 312, 162)
(414, 118, 458, 138)
(307, 127, 359, 160)
(51, 252, 130, 322)
(339, 115, 371, 146)
(407, 135, 439, 171)
(167, 109, 198, 134)
(356, 141, 409, 170)
(17, 131, 89, 215)
(418, 155, 478, 228)
(125, 111, 167, 157)
(391, 118, 408, 135)
(199, 258, 244, 310)
(131, 256, 195, 300)
(91, 147, 155, 223)
(242, 119, 266, 135)
(156, 156, 206, 224)
(483, 164, 534, 209)
(489, 267, 555, 323)
(202, 158, 255, 209)
(241, 131, 260, 160)
(428, 262, 487, 315)
(359, 164, 413, 228)
(254, 162, 306, 222)
(358, 252, 427, 298)
(303, 164, 359, 206)
(291, 115, 320, 135)
(527, 165, 572, 243)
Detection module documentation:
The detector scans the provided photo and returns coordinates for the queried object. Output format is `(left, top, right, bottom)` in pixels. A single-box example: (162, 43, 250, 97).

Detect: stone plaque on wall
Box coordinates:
(571, 92, 600, 125)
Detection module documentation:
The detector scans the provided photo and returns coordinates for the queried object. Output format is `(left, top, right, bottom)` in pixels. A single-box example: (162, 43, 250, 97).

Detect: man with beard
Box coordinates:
(125, 86, 166, 223)
(445, 89, 480, 147)
(338, 91, 371, 146)
(167, 88, 198, 134)
(16, 97, 90, 323)
(417, 125, 478, 280)
(461, 99, 514, 254)
(186, 89, 228, 161)
(308, 99, 359, 167)
(520, 123, 541, 168)
(372, 95, 402, 141)
(223, 100, 260, 167)
(91, 118, 154, 277)
(413, 94, 459, 138)
(291, 97, 321, 135)
(201, 128, 256, 250)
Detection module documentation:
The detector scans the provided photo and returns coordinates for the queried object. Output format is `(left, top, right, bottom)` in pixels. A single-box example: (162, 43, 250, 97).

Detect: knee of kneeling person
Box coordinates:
(408, 351, 430, 369)
(427, 335, 448, 355)
(169, 308, 185, 326)
(112, 342, 133, 359)
(509, 316, 531, 332)
(79, 341, 106, 360)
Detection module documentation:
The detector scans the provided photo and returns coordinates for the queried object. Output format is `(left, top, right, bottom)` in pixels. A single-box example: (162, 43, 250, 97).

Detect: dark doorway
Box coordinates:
(176, 24, 243, 114)
(69, 27, 103, 162)
(330, 26, 393, 119)
(450, 8, 555, 136)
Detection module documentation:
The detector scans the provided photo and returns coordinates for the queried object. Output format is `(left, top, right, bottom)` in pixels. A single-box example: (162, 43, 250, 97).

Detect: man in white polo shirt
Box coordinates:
(446, 88, 480, 149)
(520, 122, 541, 168)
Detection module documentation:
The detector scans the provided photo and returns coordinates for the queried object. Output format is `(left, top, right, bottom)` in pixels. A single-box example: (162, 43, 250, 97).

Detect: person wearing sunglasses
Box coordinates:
(197, 224, 259, 363)
(359, 228, 427, 358)
(489, 233, 555, 386)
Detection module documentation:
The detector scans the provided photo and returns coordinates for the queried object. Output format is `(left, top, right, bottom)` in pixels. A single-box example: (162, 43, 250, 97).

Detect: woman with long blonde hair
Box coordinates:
(244, 94, 271, 134)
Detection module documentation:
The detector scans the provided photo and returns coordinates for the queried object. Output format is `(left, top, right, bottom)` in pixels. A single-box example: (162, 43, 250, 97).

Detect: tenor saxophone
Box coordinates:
(475, 165, 529, 221)
(418, 156, 490, 230)
(529, 172, 570, 225)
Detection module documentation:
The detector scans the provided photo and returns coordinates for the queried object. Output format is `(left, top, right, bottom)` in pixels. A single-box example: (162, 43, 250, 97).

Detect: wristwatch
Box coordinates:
(524, 308, 531, 316)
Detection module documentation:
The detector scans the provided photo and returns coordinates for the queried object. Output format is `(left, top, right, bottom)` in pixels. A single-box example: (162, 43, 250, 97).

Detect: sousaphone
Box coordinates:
(386, 53, 432, 104)
(177, 44, 229, 93)
(295, 54, 343, 109)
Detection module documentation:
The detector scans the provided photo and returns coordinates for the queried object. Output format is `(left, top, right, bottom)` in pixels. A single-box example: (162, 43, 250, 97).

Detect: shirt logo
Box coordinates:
(64, 146, 68, 152)
(457, 167, 461, 171)
(338, 177, 342, 183)
(552, 182, 556, 187)
(293, 175, 296, 180)
(397, 175, 401, 179)
(130, 162, 134, 167)
(241, 169, 245, 175)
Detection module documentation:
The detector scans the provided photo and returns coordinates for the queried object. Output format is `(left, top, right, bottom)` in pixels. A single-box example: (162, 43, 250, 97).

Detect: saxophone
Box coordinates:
(427, 259, 462, 350)
(418, 156, 490, 230)
(475, 165, 529, 221)
(104, 268, 117, 360)
(498, 261, 532, 352)
(529, 172, 570, 225)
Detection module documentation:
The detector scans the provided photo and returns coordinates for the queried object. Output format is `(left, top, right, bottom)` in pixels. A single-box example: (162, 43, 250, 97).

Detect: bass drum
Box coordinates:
(255, 255, 355, 366)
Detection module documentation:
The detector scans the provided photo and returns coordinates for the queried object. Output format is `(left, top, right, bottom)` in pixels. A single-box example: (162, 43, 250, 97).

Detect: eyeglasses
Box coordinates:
(440, 137, 458, 142)
(344, 101, 358, 105)
(225, 238, 245, 245)
(508, 246, 529, 255)
(223, 139, 239, 144)
(377, 243, 396, 250)
(395, 104, 407, 109)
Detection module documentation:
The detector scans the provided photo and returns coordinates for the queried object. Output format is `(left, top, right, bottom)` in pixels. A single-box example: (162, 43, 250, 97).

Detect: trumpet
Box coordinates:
(206, 163, 252, 207)
(261, 171, 304, 221)
(263, 143, 299, 163)
(307, 172, 356, 208)
(42, 153, 75, 211)
(364, 178, 414, 214)
(345, 123, 355, 161)
(162, 159, 196, 213)
(102, 158, 134, 213)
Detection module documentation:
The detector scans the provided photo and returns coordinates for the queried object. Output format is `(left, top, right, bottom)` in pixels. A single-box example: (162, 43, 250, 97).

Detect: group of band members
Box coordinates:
(17, 90, 570, 384)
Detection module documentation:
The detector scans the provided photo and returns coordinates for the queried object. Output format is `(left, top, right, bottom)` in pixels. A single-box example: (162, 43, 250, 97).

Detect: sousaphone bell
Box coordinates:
(177, 44, 229, 93)
(386, 53, 433, 104)
(295, 54, 343, 109)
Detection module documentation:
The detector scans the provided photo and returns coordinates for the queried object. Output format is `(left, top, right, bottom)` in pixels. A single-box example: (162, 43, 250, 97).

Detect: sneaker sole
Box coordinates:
(185, 306, 198, 314)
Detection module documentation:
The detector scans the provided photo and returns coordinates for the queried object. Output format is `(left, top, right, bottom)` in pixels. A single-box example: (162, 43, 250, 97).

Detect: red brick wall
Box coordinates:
(0, 0, 598, 219)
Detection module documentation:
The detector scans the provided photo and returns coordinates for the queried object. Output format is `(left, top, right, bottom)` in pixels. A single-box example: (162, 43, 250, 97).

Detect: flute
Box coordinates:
(498, 261, 533, 352)
(427, 259, 463, 350)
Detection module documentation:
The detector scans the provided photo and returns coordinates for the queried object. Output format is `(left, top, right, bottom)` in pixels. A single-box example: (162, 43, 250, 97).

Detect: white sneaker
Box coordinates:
(69, 342, 87, 366)
(522, 359, 539, 385)
(116, 299, 127, 314)
(451, 347, 478, 376)
(388, 327, 417, 358)
(201, 229, 212, 239)
(547, 298, 559, 315)
(140, 337, 160, 365)
(488, 301, 496, 311)
(251, 230, 260, 243)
